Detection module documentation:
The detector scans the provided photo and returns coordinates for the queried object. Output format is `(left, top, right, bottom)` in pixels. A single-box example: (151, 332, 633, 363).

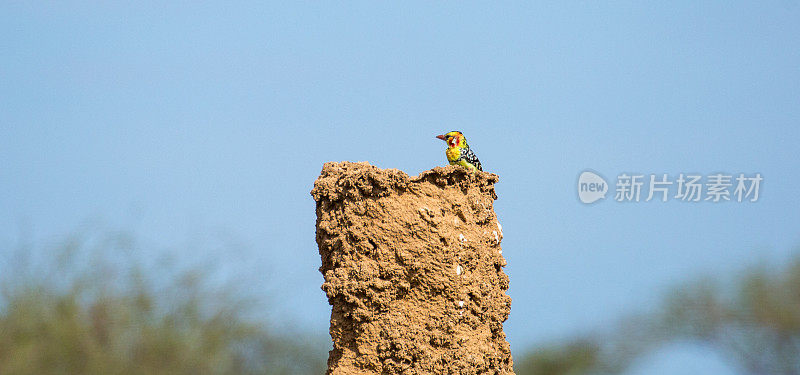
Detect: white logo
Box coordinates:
(578, 171, 762, 204)
(578, 171, 608, 204)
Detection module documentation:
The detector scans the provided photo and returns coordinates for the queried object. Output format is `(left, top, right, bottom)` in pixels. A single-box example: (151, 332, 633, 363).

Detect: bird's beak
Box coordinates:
(436, 135, 446, 140)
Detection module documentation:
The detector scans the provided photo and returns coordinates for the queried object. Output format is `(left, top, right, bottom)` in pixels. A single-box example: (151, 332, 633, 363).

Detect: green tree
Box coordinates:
(661, 258, 800, 375)
(515, 253, 800, 375)
(0, 231, 327, 375)
(513, 339, 602, 375)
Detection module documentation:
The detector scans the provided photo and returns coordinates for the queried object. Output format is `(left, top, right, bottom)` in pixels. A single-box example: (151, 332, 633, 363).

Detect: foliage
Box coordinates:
(514, 339, 602, 375)
(515, 253, 800, 375)
(0, 232, 326, 375)
(661, 258, 800, 375)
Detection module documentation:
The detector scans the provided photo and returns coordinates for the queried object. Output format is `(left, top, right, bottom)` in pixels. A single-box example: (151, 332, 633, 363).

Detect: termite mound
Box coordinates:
(312, 161, 513, 375)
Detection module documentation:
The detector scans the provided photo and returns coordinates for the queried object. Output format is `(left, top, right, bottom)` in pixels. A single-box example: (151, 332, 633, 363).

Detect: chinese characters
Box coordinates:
(613, 173, 762, 202)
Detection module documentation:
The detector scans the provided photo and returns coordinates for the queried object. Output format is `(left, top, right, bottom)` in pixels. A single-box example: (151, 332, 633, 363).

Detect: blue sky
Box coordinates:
(2, 2, 799, 373)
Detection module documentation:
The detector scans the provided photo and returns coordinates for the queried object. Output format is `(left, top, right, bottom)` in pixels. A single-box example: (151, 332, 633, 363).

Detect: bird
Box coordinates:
(435, 131, 483, 171)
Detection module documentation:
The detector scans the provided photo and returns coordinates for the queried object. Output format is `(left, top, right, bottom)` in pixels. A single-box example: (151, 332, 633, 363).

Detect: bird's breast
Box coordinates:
(445, 147, 461, 162)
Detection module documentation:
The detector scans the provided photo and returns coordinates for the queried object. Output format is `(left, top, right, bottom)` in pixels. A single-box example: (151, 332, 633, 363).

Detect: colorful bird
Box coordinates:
(435, 131, 483, 171)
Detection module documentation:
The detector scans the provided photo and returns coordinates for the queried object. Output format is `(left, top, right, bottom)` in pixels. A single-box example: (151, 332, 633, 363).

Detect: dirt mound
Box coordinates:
(311, 162, 513, 375)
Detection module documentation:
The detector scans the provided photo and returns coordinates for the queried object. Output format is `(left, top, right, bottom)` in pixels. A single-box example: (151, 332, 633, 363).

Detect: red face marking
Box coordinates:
(449, 135, 458, 147)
